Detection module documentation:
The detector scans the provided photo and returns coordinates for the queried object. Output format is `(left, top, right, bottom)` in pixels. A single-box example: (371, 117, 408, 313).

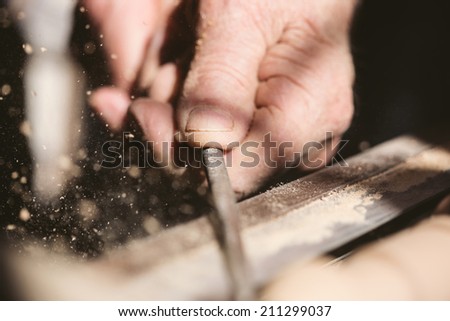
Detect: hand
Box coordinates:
(87, 0, 357, 196)
(263, 216, 450, 300)
(262, 196, 450, 300)
(84, 0, 179, 130)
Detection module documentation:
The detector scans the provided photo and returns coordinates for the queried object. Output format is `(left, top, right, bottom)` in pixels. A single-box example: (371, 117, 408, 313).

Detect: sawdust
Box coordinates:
(19, 208, 31, 222)
(245, 145, 450, 265)
(245, 187, 383, 259)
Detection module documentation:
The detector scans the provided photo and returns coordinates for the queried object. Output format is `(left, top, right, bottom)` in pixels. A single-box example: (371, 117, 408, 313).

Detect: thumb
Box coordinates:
(176, 2, 270, 149)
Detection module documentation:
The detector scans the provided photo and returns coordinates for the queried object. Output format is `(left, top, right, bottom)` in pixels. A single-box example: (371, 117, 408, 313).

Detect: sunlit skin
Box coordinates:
(85, 0, 356, 196)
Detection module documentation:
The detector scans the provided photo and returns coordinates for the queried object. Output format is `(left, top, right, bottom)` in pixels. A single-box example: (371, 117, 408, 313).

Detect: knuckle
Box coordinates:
(296, 0, 357, 45)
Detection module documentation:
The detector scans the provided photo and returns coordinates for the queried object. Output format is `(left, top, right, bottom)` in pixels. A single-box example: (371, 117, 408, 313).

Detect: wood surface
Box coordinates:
(11, 135, 450, 300)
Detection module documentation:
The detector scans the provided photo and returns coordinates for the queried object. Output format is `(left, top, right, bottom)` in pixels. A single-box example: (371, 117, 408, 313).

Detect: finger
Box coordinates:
(130, 98, 209, 192)
(225, 34, 354, 195)
(149, 63, 178, 103)
(176, 2, 271, 148)
(129, 98, 176, 168)
(175, 2, 354, 194)
(138, 0, 192, 90)
(223, 111, 345, 195)
(84, 0, 158, 90)
(262, 215, 450, 300)
(138, 28, 166, 89)
(88, 87, 130, 131)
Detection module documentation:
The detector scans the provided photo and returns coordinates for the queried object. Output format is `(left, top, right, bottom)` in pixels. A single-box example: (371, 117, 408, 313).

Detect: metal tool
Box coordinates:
(202, 147, 254, 300)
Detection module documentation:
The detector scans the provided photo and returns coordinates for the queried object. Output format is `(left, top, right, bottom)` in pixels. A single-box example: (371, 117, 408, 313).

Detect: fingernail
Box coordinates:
(185, 106, 234, 132)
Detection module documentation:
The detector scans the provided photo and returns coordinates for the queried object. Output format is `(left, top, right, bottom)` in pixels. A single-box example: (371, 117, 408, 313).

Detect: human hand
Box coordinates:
(263, 196, 450, 300)
(262, 215, 450, 300)
(84, 0, 179, 130)
(88, 0, 357, 196)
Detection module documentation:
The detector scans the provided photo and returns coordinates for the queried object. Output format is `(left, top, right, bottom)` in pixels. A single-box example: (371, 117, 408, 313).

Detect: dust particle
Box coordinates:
(143, 216, 161, 234)
(22, 43, 33, 54)
(19, 120, 32, 137)
(19, 208, 31, 222)
(58, 155, 72, 170)
(1, 84, 11, 95)
(78, 199, 99, 220)
(6, 224, 16, 231)
(358, 141, 370, 151)
(83, 42, 96, 55)
(77, 148, 88, 160)
(127, 166, 141, 178)
(179, 203, 195, 215)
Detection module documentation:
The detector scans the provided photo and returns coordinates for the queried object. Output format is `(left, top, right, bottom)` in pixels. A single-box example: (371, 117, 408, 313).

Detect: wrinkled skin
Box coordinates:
(85, 0, 356, 196)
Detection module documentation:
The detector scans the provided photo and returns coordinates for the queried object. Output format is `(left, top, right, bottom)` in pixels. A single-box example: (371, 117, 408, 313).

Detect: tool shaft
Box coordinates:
(203, 148, 254, 300)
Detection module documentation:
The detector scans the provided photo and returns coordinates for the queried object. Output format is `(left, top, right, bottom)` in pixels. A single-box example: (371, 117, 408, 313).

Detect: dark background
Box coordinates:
(346, 0, 450, 153)
(0, 0, 450, 257)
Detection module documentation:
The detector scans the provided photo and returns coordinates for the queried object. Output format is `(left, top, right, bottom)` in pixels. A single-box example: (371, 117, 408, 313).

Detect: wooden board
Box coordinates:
(11, 135, 450, 300)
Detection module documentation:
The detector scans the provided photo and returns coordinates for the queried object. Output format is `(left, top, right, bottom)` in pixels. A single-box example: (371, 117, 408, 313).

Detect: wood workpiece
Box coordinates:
(10, 135, 450, 300)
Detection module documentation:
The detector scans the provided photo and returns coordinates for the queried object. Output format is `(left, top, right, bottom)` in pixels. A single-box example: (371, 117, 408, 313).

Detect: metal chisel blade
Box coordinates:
(202, 148, 254, 300)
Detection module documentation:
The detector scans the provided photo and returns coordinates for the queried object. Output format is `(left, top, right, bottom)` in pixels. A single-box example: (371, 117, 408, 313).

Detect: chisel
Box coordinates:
(202, 147, 254, 300)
